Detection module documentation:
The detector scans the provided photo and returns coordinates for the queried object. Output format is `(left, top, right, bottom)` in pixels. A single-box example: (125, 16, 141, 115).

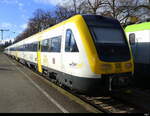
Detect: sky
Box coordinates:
(0, 0, 64, 42)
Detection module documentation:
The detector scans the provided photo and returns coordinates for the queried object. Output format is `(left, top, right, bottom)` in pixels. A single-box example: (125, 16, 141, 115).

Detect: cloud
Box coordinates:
(0, 0, 13, 4)
(15, 0, 26, 12)
(0, 22, 12, 28)
(0, 0, 26, 12)
(18, 2, 24, 10)
(33, 0, 68, 6)
(20, 24, 27, 29)
(0, 22, 18, 30)
(0, 0, 19, 4)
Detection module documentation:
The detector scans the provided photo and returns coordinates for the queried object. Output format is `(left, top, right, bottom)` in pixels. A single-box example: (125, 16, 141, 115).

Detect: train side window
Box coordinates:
(33, 42, 38, 51)
(48, 39, 51, 52)
(129, 33, 135, 45)
(19, 45, 23, 51)
(24, 44, 27, 51)
(41, 39, 49, 52)
(25, 44, 28, 51)
(22, 45, 24, 51)
(19, 45, 21, 51)
(28, 44, 31, 51)
(65, 29, 79, 52)
(16, 47, 18, 51)
(29, 43, 33, 51)
(50, 36, 61, 52)
(27, 44, 30, 51)
(32, 43, 34, 51)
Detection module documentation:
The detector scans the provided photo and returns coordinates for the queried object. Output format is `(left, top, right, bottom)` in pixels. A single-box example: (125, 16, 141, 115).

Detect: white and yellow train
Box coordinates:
(4, 15, 134, 93)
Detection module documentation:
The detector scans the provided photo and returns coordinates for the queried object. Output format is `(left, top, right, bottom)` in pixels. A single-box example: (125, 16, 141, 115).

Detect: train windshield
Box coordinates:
(90, 26, 125, 44)
(83, 15, 130, 62)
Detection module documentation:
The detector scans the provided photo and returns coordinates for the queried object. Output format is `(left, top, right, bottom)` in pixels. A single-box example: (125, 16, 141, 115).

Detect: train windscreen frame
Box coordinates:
(83, 15, 131, 62)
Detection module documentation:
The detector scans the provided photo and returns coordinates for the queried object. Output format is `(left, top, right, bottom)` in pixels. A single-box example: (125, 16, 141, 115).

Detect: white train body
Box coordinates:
(5, 15, 134, 92)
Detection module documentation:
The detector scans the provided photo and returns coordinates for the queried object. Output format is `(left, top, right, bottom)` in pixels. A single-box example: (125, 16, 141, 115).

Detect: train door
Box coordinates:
(129, 32, 136, 58)
(15, 46, 19, 60)
(61, 27, 80, 87)
(15, 51, 18, 60)
(37, 41, 43, 73)
(61, 28, 68, 74)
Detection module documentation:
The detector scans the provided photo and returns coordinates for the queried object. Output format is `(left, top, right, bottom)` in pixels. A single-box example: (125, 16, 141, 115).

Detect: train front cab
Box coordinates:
(63, 15, 134, 93)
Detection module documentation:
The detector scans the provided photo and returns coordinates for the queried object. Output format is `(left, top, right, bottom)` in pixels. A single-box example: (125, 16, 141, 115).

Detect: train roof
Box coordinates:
(6, 14, 82, 49)
(125, 22, 150, 32)
(7, 14, 120, 49)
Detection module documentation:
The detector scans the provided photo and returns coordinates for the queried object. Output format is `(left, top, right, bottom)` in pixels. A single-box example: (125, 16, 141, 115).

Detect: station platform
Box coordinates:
(0, 53, 100, 113)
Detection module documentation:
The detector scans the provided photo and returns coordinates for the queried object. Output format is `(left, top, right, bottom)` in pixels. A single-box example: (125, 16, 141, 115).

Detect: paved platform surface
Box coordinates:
(0, 53, 99, 113)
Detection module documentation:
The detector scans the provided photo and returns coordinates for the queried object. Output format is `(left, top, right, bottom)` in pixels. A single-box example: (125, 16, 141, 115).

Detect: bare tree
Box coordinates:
(55, 0, 88, 22)
(55, 5, 75, 23)
(29, 9, 56, 32)
(14, 0, 150, 43)
(86, 0, 106, 14)
(98, 0, 147, 25)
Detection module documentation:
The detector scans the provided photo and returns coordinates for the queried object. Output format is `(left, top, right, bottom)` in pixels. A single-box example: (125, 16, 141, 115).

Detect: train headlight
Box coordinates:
(125, 63, 132, 69)
(101, 64, 112, 70)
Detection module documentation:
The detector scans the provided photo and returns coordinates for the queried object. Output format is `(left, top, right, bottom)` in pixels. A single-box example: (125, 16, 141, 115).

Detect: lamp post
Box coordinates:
(0, 29, 9, 41)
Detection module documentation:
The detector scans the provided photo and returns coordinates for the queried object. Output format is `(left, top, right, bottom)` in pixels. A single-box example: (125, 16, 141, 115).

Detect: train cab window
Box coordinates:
(50, 36, 61, 52)
(65, 29, 79, 52)
(41, 39, 49, 52)
(129, 33, 135, 45)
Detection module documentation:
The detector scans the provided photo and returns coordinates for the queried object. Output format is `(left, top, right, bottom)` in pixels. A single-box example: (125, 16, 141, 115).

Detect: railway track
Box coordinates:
(33, 71, 143, 113)
(42, 76, 143, 113)
(9, 56, 148, 113)
(76, 94, 141, 113)
(111, 88, 150, 112)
